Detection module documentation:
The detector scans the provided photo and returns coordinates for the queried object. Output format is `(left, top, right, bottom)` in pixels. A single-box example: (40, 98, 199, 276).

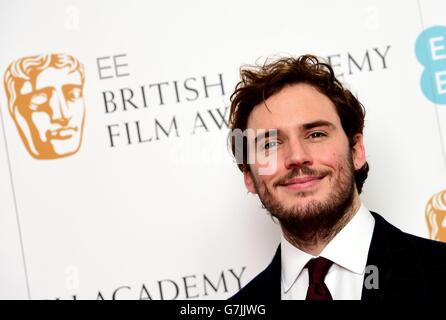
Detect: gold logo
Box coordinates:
(4, 53, 85, 159)
(426, 189, 446, 242)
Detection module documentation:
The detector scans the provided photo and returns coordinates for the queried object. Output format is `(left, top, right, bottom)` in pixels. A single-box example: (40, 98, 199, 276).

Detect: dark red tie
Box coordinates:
(305, 257, 333, 300)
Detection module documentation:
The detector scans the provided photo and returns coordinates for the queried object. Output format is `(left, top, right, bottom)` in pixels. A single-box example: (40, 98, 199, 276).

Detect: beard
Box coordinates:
(251, 153, 356, 247)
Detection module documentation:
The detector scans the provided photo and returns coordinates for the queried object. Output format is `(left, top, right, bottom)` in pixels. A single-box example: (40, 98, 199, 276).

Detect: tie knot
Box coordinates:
(305, 257, 333, 285)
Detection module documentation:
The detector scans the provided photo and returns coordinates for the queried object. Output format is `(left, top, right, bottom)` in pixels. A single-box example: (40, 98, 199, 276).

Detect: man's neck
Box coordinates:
(282, 195, 362, 256)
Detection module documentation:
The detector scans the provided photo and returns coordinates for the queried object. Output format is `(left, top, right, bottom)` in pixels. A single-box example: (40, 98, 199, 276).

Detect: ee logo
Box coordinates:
(415, 25, 446, 104)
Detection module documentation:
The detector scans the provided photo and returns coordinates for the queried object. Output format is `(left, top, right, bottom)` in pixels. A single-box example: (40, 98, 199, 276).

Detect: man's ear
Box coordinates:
(243, 170, 257, 194)
(352, 134, 366, 170)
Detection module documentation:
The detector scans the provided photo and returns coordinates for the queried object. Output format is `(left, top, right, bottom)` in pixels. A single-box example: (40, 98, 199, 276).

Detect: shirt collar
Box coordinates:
(280, 202, 375, 293)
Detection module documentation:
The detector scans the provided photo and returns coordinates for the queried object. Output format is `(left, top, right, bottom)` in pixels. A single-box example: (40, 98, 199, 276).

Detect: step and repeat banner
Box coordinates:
(1, 0, 446, 300)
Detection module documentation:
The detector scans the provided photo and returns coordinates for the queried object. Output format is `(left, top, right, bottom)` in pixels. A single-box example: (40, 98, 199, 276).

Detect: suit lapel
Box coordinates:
(361, 212, 392, 301)
(362, 212, 425, 300)
(262, 245, 282, 300)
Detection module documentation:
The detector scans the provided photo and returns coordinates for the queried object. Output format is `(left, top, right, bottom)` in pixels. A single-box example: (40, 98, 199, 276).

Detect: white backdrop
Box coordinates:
(1, 0, 445, 300)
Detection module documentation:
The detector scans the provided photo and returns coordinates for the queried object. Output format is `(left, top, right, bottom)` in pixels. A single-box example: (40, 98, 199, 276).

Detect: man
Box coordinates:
(4, 53, 86, 160)
(228, 55, 446, 300)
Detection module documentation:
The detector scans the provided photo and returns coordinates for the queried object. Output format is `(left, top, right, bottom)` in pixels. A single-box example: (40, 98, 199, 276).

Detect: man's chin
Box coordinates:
(271, 191, 339, 214)
(277, 188, 322, 203)
(50, 138, 81, 156)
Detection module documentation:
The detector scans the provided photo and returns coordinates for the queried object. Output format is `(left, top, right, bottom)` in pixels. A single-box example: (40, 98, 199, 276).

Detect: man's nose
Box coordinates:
(284, 138, 313, 169)
(49, 89, 71, 126)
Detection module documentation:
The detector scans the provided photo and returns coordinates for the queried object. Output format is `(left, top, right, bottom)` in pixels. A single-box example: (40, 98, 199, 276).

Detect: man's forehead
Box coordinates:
(27, 67, 82, 92)
(246, 83, 340, 130)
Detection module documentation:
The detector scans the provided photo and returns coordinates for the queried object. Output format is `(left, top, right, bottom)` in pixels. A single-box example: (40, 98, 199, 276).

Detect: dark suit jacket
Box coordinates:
(231, 212, 446, 301)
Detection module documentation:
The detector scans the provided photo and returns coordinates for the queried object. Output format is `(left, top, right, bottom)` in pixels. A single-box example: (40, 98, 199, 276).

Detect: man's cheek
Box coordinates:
(319, 151, 344, 171)
(258, 152, 279, 176)
(250, 168, 272, 192)
(31, 111, 52, 142)
(66, 101, 84, 127)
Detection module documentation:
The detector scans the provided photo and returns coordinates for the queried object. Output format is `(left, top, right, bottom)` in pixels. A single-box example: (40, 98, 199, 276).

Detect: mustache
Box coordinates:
(273, 166, 331, 187)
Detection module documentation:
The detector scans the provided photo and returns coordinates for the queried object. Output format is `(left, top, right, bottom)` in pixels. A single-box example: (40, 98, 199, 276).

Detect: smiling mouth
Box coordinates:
(280, 175, 325, 191)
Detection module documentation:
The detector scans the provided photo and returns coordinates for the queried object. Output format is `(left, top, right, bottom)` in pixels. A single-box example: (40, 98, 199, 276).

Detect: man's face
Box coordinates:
(13, 66, 85, 159)
(243, 83, 365, 234)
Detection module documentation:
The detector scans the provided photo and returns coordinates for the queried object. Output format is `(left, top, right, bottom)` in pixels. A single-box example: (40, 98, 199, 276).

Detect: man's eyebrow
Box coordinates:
(62, 84, 83, 90)
(63, 83, 82, 87)
(32, 86, 54, 92)
(301, 120, 336, 131)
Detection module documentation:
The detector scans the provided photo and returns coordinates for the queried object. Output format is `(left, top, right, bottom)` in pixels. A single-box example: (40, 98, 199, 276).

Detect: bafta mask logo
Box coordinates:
(426, 189, 446, 243)
(4, 53, 85, 159)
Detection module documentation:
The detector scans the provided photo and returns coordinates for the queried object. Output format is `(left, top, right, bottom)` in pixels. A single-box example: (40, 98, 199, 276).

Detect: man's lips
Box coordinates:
(280, 175, 325, 190)
(48, 127, 78, 140)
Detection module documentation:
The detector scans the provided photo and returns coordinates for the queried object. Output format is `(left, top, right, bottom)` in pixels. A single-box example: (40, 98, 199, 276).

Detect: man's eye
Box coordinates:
(66, 88, 82, 102)
(30, 93, 48, 105)
(264, 141, 279, 150)
(308, 132, 327, 139)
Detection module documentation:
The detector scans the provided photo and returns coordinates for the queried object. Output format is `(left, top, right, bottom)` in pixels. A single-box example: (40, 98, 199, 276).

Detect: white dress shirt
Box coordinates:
(281, 202, 375, 300)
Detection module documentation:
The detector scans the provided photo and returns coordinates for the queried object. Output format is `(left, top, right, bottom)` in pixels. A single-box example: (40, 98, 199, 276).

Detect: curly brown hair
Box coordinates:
(228, 54, 369, 194)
